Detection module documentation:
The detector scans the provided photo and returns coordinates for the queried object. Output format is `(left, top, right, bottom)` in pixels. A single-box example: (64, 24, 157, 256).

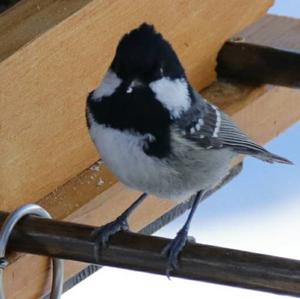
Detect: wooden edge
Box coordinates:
(4, 80, 300, 298)
(216, 14, 300, 87)
(232, 14, 300, 49)
(0, 0, 19, 13)
(0, 0, 92, 62)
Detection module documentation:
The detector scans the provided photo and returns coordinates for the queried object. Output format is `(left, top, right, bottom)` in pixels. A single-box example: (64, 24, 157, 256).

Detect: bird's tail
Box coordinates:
(254, 150, 293, 165)
(237, 145, 293, 165)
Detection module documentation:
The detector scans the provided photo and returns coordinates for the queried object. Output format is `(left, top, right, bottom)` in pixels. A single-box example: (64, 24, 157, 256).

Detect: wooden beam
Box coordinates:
(3, 212, 300, 298)
(0, 0, 19, 13)
(0, 0, 273, 211)
(217, 15, 300, 87)
(0, 0, 92, 62)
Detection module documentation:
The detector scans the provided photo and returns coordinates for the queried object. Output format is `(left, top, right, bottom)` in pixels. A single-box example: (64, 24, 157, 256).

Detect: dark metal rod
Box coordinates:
(216, 40, 300, 88)
(2, 212, 300, 297)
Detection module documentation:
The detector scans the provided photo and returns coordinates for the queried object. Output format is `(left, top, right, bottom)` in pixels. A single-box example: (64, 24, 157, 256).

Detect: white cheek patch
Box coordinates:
(93, 70, 122, 100)
(149, 77, 191, 118)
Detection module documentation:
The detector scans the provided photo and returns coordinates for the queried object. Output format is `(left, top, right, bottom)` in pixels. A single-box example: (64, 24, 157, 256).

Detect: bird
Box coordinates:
(86, 23, 292, 276)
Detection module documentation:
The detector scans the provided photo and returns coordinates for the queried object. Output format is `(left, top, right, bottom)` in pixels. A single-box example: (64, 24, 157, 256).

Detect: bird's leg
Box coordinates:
(162, 190, 205, 277)
(91, 192, 148, 248)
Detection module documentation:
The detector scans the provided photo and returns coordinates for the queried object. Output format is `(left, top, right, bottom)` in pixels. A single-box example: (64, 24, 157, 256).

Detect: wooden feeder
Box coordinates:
(1, 1, 300, 298)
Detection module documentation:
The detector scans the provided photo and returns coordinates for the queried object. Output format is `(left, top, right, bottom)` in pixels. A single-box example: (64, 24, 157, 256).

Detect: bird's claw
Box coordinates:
(91, 215, 129, 249)
(162, 228, 193, 278)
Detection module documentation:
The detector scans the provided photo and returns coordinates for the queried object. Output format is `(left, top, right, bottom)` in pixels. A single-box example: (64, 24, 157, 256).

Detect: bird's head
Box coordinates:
(91, 23, 192, 121)
(111, 23, 185, 83)
(89, 23, 193, 157)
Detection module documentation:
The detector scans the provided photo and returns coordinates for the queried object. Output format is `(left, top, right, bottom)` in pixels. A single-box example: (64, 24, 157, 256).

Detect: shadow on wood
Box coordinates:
(217, 41, 300, 87)
(217, 15, 300, 87)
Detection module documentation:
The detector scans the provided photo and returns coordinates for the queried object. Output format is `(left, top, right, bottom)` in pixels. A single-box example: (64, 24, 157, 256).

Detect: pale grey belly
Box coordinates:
(90, 124, 235, 201)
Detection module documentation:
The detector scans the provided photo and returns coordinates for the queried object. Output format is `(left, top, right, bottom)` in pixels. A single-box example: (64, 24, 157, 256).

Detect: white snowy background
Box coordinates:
(63, 1, 300, 298)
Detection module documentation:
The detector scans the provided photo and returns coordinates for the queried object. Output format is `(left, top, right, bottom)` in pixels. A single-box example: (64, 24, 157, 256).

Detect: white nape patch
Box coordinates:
(93, 70, 122, 100)
(212, 105, 221, 137)
(149, 77, 190, 118)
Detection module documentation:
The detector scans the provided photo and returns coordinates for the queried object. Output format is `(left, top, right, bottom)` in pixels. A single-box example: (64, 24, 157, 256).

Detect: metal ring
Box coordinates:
(0, 204, 64, 299)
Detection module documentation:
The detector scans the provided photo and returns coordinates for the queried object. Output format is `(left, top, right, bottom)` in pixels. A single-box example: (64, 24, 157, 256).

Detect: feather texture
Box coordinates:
(175, 89, 293, 165)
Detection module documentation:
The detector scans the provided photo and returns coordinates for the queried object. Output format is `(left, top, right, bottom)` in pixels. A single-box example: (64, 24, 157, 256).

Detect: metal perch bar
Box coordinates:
(1, 211, 300, 297)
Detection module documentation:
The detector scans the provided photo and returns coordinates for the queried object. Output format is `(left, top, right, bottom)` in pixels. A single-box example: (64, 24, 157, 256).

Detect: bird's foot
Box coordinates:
(91, 215, 129, 249)
(162, 228, 195, 278)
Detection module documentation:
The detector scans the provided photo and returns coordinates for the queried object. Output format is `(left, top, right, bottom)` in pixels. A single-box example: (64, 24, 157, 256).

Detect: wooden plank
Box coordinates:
(216, 15, 300, 87)
(231, 14, 300, 49)
(4, 80, 300, 299)
(3, 211, 300, 298)
(0, 0, 92, 62)
(0, 0, 273, 211)
(0, 0, 19, 13)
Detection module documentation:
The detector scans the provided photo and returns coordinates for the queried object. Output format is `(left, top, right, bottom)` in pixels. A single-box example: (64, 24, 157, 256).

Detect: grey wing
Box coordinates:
(175, 89, 292, 165)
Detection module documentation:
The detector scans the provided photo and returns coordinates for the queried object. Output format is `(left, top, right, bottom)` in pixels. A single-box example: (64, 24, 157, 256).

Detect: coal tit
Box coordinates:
(86, 23, 292, 276)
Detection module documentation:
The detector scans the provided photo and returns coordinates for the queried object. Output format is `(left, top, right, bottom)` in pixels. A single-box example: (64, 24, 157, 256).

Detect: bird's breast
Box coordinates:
(88, 120, 234, 201)
(88, 122, 176, 195)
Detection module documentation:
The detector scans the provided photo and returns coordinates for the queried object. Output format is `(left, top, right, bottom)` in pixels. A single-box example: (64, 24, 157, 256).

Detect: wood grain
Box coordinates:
(233, 14, 300, 49)
(0, 0, 273, 211)
(0, 0, 92, 62)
